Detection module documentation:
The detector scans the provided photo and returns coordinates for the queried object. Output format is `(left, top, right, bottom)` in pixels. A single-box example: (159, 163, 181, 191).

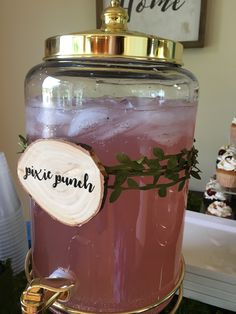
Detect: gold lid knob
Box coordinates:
(101, 0, 128, 32)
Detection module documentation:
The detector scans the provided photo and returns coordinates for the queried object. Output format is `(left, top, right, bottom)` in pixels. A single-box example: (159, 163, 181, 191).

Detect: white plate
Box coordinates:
(183, 210, 236, 311)
(183, 211, 236, 277)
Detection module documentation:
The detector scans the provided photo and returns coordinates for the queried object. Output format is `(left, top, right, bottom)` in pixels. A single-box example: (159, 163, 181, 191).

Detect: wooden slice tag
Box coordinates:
(17, 139, 105, 226)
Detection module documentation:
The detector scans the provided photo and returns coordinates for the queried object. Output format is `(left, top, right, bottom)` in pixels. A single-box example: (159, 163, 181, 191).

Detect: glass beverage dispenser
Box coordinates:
(20, 1, 199, 313)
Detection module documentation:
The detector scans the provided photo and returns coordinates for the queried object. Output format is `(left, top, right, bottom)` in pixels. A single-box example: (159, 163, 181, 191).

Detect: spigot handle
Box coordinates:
(21, 277, 74, 314)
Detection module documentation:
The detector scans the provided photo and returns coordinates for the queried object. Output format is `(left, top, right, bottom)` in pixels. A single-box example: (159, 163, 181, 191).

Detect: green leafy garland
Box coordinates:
(18, 136, 201, 202)
(105, 146, 200, 202)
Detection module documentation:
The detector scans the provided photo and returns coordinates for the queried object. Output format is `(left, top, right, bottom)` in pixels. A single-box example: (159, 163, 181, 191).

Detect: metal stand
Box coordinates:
(22, 250, 184, 314)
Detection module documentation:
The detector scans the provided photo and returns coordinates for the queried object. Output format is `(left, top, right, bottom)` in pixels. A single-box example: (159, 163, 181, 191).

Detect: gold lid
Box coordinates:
(44, 0, 183, 65)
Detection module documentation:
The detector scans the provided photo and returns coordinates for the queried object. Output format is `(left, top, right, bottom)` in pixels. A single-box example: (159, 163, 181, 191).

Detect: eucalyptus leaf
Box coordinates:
(153, 147, 164, 160)
(158, 187, 167, 197)
(167, 156, 178, 169)
(114, 173, 127, 186)
(127, 178, 139, 188)
(178, 180, 186, 191)
(187, 158, 193, 167)
(116, 153, 130, 164)
(145, 159, 161, 170)
(136, 156, 145, 164)
(181, 148, 188, 154)
(166, 172, 179, 181)
(110, 187, 122, 203)
(18, 134, 28, 153)
(19, 134, 27, 144)
(179, 158, 187, 167)
(190, 171, 201, 180)
(130, 161, 144, 170)
(153, 174, 161, 184)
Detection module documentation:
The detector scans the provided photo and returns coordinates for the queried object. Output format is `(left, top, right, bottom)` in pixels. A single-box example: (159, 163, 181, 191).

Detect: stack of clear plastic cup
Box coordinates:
(0, 152, 28, 274)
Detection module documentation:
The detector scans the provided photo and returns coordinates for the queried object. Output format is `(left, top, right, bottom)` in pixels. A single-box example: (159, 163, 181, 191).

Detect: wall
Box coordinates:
(0, 0, 96, 212)
(185, 0, 236, 190)
(0, 0, 235, 214)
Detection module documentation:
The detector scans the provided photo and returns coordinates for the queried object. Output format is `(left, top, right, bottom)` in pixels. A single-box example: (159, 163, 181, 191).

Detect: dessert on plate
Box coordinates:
(216, 145, 236, 188)
(206, 201, 233, 218)
(203, 177, 230, 205)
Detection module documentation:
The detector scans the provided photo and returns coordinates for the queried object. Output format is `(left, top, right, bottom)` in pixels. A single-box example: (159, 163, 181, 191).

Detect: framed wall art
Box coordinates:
(96, 0, 207, 48)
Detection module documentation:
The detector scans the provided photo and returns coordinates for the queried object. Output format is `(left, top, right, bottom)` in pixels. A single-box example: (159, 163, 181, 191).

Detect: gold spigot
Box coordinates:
(101, 0, 128, 32)
(21, 277, 75, 314)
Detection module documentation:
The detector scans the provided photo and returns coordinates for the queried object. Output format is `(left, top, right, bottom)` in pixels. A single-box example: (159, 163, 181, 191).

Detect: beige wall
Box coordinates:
(0, 0, 235, 214)
(0, 0, 96, 212)
(185, 0, 236, 191)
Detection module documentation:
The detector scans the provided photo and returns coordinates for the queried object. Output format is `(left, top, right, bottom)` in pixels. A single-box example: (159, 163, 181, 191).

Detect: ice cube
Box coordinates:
(67, 107, 109, 137)
(90, 110, 153, 140)
(26, 107, 74, 137)
(36, 108, 73, 126)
